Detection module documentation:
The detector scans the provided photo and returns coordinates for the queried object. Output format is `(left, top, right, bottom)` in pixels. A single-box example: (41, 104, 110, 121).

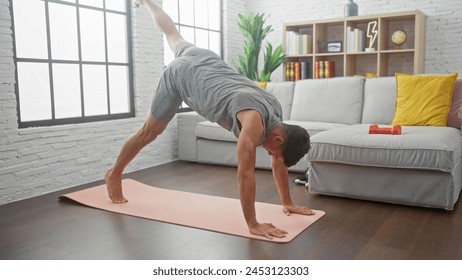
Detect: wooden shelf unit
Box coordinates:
(283, 11, 426, 80)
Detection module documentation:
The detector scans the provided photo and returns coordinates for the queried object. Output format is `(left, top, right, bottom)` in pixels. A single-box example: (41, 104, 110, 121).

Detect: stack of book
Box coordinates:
(314, 61, 335, 79)
(285, 61, 311, 81)
(346, 26, 366, 53)
(285, 31, 313, 56)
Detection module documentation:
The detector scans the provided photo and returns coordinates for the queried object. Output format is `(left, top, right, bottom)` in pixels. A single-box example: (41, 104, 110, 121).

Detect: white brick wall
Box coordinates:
(2, 0, 460, 204)
(244, 0, 462, 81)
(223, 0, 247, 64)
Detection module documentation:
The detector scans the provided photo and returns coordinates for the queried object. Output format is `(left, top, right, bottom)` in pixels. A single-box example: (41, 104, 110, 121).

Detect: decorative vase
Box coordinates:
(344, 0, 358, 17)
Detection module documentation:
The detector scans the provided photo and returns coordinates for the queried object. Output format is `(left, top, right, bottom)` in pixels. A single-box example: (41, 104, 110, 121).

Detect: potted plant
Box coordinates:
(233, 13, 286, 90)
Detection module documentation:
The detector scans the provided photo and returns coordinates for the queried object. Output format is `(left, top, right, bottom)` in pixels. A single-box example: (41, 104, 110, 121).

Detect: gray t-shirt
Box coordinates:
(152, 41, 283, 143)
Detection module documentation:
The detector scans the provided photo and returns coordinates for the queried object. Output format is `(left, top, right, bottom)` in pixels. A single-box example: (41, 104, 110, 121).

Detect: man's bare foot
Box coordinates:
(105, 169, 128, 203)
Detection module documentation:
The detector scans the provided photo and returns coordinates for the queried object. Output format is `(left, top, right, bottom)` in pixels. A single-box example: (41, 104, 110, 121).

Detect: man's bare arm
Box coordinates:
(236, 110, 288, 239)
(271, 157, 314, 216)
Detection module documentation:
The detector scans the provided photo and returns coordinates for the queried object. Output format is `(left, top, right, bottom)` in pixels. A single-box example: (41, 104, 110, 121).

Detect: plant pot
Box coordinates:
(256, 81, 267, 90)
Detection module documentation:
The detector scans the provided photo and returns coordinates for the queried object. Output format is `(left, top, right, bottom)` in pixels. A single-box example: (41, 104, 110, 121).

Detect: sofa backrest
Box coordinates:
(290, 77, 364, 125)
(361, 76, 397, 124)
(269, 76, 462, 128)
(266, 82, 295, 120)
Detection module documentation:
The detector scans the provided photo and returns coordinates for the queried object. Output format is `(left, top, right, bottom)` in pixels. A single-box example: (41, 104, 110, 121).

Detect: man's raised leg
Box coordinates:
(105, 113, 168, 203)
(138, 0, 185, 52)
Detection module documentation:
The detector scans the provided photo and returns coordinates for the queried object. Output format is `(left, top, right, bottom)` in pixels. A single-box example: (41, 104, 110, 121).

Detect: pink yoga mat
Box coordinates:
(59, 179, 325, 243)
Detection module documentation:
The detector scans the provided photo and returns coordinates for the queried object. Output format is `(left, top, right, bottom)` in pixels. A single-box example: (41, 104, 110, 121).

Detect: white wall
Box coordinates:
(243, 0, 462, 81)
(223, 0, 247, 64)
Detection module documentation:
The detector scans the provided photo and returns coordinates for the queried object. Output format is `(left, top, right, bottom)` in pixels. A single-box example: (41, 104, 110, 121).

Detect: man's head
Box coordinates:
(280, 124, 311, 167)
(262, 123, 310, 167)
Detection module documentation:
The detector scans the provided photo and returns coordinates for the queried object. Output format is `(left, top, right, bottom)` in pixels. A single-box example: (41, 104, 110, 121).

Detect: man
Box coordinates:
(105, 0, 314, 240)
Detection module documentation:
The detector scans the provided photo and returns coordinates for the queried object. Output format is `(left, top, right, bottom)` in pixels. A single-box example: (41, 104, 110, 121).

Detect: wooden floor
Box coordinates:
(1, 160, 462, 260)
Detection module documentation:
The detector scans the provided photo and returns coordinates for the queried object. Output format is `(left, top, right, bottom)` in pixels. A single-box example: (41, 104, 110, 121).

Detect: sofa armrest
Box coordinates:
(177, 111, 206, 161)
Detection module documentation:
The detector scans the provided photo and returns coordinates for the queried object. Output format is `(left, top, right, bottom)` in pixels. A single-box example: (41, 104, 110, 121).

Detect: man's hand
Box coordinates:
(283, 204, 315, 216)
(249, 222, 288, 239)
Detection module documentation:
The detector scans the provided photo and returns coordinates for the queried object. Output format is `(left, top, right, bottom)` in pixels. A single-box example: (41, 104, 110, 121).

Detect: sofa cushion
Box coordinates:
(361, 77, 396, 124)
(290, 77, 364, 125)
(196, 121, 236, 142)
(266, 82, 294, 120)
(447, 79, 462, 129)
(284, 120, 347, 136)
(391, 73, 458, 126)
(307, 124, 461, 172)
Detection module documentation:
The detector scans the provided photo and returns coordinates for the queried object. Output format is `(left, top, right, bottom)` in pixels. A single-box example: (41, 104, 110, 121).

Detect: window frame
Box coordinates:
(10, 0, 135, 128)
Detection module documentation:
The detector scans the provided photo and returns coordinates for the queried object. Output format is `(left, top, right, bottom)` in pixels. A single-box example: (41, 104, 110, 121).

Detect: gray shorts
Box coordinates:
(150, 41, 195, 123)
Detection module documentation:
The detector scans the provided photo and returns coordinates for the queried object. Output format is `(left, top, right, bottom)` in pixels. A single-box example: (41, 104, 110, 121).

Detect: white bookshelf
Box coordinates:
(283, 10, 426, 80)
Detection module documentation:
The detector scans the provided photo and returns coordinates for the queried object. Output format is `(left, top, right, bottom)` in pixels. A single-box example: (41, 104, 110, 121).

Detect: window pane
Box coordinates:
(106, 13, 128, 63)
(53, 64, 82, 119)
(209, 31, 220, 55)
(195, 0, 208, 28)
(179, 0, 194, 26)
(83, 65, 108, 116)
(180, 26, 195, 44)
(105, 0, 126, 12)
(79, 0, 103, 8)
(49, 3, 79, 60)
(80, 8, 106, 62)
(195, 28, 208, 49)
(17, 62, 51, 122)
(208, 0, 220, 31)
(163, 0, 178, 23)
(109, 66, 130, 114)
(13, 0, 48, 59)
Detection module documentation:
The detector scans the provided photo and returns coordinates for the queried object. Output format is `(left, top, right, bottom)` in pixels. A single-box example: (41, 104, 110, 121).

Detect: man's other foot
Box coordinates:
(105, 169, 128, 203)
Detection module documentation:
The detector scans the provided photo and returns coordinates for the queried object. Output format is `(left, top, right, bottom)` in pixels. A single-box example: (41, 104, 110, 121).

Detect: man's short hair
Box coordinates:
(280, 124, 311, 167)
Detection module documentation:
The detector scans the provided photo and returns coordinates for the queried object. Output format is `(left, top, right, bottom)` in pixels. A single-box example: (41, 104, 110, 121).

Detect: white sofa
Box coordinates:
(177, 76, 462, 210)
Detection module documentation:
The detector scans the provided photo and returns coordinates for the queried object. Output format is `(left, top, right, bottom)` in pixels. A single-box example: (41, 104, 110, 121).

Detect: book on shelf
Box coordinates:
(346, 26, 366, 53)
(300, 61, 308, 79)
(315, 60, 335, 79)
(294, 62, 300, 80)
(285, 61, 311, 81)
(285, 31, 313, 56)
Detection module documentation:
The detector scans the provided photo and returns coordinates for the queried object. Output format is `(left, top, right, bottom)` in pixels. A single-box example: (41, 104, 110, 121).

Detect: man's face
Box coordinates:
(262, 138, 284, 161)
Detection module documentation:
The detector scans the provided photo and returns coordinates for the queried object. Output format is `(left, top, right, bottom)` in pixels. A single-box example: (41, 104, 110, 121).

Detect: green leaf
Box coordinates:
(234, 12, 285, 81)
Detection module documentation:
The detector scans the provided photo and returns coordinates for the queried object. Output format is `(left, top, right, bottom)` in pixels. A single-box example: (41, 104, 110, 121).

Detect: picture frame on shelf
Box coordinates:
(327, 41, 342, 53)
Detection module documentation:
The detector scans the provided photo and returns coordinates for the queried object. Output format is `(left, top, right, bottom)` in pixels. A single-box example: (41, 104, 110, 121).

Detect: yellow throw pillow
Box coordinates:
(391, 72, 458, 126)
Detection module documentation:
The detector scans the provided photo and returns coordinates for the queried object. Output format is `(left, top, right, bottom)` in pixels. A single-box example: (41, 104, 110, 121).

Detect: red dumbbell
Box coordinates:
(369, 124, 402, 135)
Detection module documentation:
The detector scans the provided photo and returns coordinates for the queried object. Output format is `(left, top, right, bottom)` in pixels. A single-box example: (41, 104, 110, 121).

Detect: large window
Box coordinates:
(163, 0, 222, 66)
(11, 0, 134, 128)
